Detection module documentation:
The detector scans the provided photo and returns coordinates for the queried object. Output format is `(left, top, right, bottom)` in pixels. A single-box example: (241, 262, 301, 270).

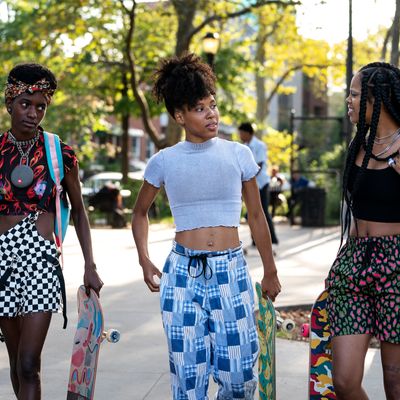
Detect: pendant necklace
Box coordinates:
(8, 130, 40, 188)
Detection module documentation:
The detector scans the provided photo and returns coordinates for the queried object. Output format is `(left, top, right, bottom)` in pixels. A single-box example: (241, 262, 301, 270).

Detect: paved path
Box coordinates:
(0, 222, 386, 399)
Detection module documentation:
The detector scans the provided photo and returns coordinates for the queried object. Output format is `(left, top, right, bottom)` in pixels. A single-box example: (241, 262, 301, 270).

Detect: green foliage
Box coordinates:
(262, 127, 293, 173)
(304, 144, 345, 225)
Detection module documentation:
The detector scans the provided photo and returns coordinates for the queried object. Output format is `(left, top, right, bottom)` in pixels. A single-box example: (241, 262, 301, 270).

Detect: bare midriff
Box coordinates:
(350, 219, 400, 237)
(0, 212, 55, 242)
(175, 226, 240, 251)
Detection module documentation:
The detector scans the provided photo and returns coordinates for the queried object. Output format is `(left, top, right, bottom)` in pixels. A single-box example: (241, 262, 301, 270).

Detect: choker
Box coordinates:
(8, 130, 40, 188)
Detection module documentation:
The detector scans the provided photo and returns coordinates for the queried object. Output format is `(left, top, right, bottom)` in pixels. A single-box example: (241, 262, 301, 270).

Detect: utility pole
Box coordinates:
(345, 0, 353, 146)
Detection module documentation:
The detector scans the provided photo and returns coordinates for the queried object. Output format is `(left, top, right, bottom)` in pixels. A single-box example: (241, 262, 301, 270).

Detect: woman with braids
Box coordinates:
(132, 53, 280, 400)
(0, 63, 103, 399)
(326, 62, 400, 400)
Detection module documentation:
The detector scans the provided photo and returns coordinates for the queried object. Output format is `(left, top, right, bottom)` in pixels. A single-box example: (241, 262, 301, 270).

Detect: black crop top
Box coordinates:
(348, 164, 400, 222)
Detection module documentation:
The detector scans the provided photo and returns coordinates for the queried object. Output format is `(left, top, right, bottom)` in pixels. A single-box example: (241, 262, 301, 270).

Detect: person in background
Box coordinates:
(269, 165, 285, 218)
(239, 122, 279, 247)
(287, 170, 309, 223)
(326, 62, 400, 399)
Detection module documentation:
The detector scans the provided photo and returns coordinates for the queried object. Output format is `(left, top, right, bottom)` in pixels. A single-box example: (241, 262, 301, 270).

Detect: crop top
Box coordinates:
(0, 130, 77, 215)
(144, 137, 259, 232)
(348, 164, 400, 222)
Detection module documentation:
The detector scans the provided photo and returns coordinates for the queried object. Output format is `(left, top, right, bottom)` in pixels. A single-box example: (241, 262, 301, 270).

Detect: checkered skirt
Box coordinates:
(0, 213, 62, 317)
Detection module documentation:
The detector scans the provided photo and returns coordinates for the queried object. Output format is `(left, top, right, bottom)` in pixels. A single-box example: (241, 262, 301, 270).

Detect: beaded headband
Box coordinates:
(5, 76, 55, 105)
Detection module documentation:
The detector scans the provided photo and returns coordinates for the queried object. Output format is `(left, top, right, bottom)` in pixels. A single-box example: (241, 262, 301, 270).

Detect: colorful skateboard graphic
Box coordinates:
(67, 285, 120, 400)
(303, 289, 336, 400)
(255, 282, 276, 400)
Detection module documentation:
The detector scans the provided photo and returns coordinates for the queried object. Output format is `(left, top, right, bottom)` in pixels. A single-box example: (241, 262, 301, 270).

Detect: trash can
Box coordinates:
(300, 187, 326, 227)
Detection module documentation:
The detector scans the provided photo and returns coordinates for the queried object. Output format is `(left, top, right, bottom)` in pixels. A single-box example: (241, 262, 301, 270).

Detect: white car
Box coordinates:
(81, 171, 143, 198)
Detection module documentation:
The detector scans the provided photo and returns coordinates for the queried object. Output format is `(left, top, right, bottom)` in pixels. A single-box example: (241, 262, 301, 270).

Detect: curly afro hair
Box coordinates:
(152, 53, 216, 118)
(7, 63, 57, 91)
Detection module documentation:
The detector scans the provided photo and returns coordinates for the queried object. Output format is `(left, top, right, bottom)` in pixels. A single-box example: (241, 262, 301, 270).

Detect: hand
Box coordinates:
(261, 270, 281, 302)
(83, 266, 104, 297)
(141, 260, 162, 292)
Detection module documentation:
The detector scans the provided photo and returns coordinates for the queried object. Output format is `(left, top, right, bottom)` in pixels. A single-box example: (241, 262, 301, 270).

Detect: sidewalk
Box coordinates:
(0, 221, 385, 399)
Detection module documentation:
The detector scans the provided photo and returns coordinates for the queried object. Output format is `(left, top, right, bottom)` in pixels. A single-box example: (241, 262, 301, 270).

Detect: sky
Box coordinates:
(296, 0, 395, 45)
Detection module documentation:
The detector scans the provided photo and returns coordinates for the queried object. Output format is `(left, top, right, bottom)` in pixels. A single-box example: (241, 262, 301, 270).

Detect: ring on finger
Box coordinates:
(388, 157, 397, 168)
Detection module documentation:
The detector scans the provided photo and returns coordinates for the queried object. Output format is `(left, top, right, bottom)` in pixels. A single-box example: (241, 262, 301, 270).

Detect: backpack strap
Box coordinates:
(43, 131, 65, 265)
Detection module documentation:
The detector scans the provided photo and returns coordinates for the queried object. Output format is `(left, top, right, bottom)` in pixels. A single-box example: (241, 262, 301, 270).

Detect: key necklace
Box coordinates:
(8, 130, 40, 188)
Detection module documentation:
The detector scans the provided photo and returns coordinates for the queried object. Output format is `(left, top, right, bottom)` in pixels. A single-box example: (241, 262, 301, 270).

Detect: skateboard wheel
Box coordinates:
(282, 319, 295, 332)
(301, 323, 310, 337)
(105, 329, 121, 343)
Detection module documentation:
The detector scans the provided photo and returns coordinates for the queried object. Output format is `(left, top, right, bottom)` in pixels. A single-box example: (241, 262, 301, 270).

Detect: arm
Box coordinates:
(131, 180, 162, 292)
(63, 165, 103, 296)
(242, 177, 281, 301)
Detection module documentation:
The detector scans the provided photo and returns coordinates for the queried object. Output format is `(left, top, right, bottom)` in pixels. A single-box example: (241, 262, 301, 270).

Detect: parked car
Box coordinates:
(81, 171, 143, 198)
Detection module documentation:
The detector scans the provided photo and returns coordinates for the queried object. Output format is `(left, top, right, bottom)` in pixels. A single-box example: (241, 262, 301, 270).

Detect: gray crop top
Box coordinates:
(144, 137, 259, 232)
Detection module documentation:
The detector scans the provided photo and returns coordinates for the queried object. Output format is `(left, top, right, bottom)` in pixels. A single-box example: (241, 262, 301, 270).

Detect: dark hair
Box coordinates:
(340, 62, 400, 245)
(7, 63, 57, 90)
(152, 53, 216, 117)
(238, 122, 254, 134)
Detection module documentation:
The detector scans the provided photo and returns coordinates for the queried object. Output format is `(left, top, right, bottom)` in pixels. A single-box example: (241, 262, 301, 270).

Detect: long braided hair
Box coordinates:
(340, 62, 400, 246)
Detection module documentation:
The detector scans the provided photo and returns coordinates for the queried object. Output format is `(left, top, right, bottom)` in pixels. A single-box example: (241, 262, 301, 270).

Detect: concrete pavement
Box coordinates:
(0, 221, 386, 399)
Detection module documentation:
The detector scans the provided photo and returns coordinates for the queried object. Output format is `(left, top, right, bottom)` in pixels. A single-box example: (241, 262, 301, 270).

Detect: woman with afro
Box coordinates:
(132, 53, 280, 399)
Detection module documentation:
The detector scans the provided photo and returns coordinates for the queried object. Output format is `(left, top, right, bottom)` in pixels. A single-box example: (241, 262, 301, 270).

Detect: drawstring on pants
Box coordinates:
(188, 254, 213, 280)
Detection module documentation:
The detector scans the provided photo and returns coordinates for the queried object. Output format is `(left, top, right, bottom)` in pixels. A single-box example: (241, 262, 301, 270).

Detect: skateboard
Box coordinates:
(67, 285, 120, 400)
(302, 289, 336, 399)
(255, 282, 294, 400)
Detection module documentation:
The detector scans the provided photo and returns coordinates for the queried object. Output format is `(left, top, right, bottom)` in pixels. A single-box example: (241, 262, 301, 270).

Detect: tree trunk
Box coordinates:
(255, 16, 268, 130)
(166, 0, 198, 144)
(391, 0, 400, 66)
(121, 73, 130, 184)
(172, 0, 197, 56)
(123, 1, 166, 150)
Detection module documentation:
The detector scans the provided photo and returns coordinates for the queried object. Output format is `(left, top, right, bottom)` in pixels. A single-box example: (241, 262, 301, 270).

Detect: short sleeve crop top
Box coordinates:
(0, 130, 78, 215)
(348, 164, 400, 222)
(144, 137, 259, 232)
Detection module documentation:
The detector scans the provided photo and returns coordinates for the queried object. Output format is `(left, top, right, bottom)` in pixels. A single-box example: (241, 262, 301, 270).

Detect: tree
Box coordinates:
(253, 4, 332, 130)
(391, 0, 400, 66)
(121, 0, 302, 148)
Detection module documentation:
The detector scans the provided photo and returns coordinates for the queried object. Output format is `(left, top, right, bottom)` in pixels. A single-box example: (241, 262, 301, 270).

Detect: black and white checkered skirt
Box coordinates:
(0, 212, 65, 321)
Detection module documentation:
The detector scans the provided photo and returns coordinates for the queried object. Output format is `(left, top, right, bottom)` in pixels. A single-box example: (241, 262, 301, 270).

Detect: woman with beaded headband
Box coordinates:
(326, 62, 400, 399)
(0, 63, 103, 399)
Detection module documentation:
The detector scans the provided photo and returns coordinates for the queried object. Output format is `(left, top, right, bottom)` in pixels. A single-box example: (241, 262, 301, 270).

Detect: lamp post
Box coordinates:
(202, 32, 219, 68)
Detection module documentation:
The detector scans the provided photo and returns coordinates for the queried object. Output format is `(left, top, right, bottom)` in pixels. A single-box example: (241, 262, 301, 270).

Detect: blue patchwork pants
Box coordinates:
(160, 242, 259, 400)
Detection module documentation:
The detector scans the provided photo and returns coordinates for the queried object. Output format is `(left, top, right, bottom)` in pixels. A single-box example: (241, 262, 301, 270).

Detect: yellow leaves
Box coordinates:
(262, 127, 294, 172)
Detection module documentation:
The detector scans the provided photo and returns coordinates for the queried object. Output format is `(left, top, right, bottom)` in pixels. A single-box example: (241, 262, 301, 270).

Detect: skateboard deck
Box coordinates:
(306, 289, 336, 399)
(67, 285, 118, 400)
(255, 282, 276, 400)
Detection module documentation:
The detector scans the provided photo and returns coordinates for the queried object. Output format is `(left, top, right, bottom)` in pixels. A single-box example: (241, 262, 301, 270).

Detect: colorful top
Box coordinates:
(144, 137, 259, 232)
(0, 130, 77, 215)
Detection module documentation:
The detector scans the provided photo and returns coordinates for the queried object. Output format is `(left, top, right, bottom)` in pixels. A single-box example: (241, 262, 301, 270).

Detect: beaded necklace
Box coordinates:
(8, 130, 40, 188)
